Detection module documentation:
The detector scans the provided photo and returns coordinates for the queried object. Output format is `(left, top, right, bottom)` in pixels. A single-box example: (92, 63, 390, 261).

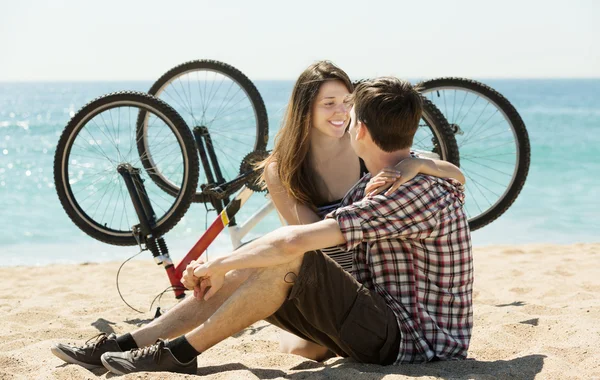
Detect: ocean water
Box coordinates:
(0, 79, 599, 266)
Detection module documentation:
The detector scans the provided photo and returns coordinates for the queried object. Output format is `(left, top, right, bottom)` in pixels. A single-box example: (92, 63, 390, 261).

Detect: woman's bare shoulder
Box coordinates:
(264, 160, 279, 178)
(263, 160, 284, 189)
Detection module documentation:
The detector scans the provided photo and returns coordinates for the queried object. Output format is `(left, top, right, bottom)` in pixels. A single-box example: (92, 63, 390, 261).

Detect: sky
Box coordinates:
(0, 0, 598, 81)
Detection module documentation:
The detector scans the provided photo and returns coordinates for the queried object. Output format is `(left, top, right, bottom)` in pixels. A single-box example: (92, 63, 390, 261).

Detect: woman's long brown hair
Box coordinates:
(257, 61, 353, 209)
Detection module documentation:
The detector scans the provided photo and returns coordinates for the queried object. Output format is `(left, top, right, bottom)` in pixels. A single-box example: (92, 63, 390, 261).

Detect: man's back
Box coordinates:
(327, 174, 473, 363)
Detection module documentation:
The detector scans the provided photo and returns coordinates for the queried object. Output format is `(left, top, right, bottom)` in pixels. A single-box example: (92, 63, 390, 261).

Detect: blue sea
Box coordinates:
(1, 79, 599, 266)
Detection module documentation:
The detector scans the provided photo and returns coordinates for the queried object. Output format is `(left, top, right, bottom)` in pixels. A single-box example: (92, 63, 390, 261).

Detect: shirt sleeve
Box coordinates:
(326, 175, 462, 251)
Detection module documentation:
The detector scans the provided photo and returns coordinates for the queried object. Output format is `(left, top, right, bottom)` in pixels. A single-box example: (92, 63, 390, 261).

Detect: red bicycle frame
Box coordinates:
(161, 187, 255, 298)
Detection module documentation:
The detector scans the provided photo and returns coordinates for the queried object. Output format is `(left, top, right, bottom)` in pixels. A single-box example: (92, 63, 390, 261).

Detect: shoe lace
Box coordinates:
(131, 339, 165, 363)
(81, 333, 109, 356)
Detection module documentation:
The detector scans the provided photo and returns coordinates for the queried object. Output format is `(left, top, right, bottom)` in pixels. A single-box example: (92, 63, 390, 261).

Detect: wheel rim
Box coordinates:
(150, 67, 262, 194)
(61, 101, 190, 238)
(421, 86, 520, 224)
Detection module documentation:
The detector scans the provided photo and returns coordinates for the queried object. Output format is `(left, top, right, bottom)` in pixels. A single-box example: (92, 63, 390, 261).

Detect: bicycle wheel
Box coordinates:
(417, 98, 460, 165)
(418, 78, 531, 231)
(54, 92, 199, 246)
(138, 60, 269, 202)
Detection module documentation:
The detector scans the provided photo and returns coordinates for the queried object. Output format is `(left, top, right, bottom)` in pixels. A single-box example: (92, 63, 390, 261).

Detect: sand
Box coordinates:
(0, 243, 599, 379)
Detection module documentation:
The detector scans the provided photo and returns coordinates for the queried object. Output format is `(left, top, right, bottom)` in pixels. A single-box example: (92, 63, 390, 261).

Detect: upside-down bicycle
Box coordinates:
(53, 60, 530, 300)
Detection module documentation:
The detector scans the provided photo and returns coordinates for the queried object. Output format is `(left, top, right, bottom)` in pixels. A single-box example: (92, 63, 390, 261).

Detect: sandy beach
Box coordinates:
(0, 243, 598, 379)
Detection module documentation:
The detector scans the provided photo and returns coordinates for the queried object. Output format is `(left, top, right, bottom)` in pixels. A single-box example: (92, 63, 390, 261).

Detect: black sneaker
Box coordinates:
(101, 339, 197, 375)
(51, 333, 123, 369)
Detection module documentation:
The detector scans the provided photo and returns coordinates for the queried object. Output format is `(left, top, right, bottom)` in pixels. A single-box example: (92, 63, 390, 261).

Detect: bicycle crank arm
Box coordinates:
(202, 170, 257, 200)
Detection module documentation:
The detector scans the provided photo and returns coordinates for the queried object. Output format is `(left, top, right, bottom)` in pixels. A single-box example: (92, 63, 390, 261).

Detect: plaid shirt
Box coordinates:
(326, 173, 473, 364)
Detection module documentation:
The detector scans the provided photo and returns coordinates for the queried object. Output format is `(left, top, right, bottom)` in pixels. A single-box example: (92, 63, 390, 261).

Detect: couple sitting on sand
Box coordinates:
(52, 62, 473, 375)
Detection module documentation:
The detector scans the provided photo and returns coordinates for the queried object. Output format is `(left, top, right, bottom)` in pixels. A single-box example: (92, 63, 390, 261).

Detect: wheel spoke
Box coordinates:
(462, 157, 513, 178)
(459, 128, 512, 147)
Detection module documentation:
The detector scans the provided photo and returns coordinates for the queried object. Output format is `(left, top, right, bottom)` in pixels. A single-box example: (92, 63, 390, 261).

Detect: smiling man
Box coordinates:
(52, 77, 473, 375)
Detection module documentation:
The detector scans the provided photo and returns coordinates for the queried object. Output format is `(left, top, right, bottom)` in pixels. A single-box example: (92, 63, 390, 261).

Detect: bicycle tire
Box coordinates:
(137, 59, 269, 203)
(419, 97, 460, 166)
(54, 91, 199, 246)
(418, 77, 531, 231)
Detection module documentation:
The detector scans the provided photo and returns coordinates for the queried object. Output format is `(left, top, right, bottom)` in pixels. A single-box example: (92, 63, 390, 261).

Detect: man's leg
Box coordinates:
(264, 251, 401, 365)
(132, 267, 254, 347)
(100, 255, 304, 374)
(101, 251, 400, 375)
(183, 256, 303, 351)
(51, 267, 254, 368)
(137, 267, 333, 361)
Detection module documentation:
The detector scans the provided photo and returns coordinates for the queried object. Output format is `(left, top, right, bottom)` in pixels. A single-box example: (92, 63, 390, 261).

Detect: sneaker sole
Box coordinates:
(50, 345, 102, 370)
(100, 355, 126, 375)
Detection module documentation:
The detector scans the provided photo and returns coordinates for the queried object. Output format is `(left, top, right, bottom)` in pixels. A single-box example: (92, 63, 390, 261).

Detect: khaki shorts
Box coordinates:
(265, 250, 400, 365)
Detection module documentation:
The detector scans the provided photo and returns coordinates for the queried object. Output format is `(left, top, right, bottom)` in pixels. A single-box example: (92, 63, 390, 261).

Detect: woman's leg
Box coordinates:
(278, 329, 335, 361)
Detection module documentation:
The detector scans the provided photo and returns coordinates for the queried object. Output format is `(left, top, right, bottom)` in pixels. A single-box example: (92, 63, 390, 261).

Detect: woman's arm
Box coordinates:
(365, 157, 465, 197)
(408, 157, 466, 184)
(264, 162, 321, 225)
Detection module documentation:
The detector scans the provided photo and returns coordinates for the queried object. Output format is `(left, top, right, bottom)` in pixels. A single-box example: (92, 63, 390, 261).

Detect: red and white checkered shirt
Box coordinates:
(326, 173, 473, 364)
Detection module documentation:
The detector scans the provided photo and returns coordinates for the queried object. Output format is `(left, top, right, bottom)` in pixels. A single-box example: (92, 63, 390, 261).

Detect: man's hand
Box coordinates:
(193, 260, 226, 301)
(181, 260, 202, 290)
(181, 259, 209, 300)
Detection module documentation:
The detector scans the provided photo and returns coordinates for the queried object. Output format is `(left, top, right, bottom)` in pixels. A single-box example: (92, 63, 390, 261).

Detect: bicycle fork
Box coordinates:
(117, 163, 184, 299)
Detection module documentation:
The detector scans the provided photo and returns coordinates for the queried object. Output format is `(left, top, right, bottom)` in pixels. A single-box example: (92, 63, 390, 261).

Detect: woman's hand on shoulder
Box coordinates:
(364, 156, 466, 199)
(364, 158, 423, 197)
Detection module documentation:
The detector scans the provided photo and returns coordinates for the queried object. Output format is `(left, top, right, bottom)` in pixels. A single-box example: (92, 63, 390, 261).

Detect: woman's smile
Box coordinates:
(328, 119, 346, 128)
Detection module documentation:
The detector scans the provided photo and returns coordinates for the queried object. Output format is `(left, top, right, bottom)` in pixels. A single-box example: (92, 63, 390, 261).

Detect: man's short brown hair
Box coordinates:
(348, 77, 422, 152)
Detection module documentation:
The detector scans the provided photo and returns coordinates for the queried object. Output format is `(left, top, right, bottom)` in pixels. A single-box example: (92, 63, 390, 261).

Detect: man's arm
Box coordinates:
(328, 175, 466, 251)
(197, 219, 345, 275)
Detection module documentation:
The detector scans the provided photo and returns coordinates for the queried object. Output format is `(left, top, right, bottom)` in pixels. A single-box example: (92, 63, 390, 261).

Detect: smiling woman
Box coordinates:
(312, 81, 351, 140)
(258, 61, 355, 209)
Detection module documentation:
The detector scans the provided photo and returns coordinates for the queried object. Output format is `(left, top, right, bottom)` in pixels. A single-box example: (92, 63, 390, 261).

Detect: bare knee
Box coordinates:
(283, 344, 332, 362)
(279, 333, 333, 362)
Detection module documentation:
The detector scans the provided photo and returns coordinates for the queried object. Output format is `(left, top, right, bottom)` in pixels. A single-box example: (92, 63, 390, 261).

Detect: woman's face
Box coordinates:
(311, 80, 351, 140)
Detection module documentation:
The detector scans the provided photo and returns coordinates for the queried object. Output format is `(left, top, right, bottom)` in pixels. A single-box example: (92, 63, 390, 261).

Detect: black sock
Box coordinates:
(166, 336, 200, 363)
(116, 333, 138, 351)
